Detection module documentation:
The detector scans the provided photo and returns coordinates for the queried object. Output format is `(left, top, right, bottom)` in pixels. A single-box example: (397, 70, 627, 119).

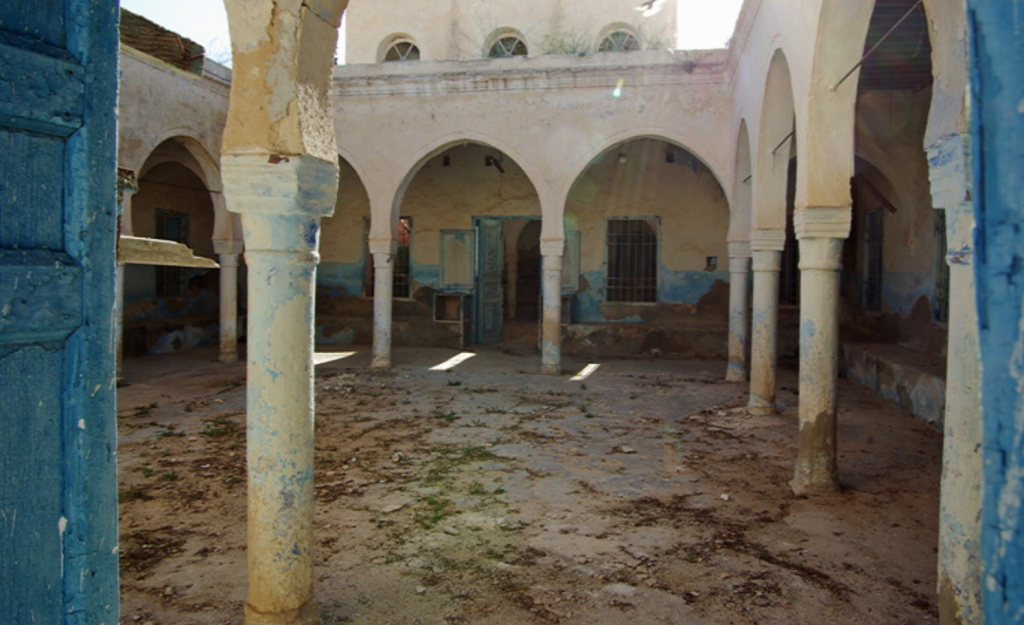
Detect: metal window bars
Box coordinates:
(606, 219, 657, 303)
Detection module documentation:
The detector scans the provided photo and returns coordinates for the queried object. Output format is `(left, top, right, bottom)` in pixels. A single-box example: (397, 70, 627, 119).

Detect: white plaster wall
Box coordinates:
(321, 158, 371, 264)
(117, 48, 229, 179)
(331, 50, 733, 246)
(344, 0, 678, 64)
(567, 138, 728, 274)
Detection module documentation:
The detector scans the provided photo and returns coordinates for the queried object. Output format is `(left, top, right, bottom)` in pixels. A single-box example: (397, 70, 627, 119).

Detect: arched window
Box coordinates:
(599, 30, 640, 52)
(382, 38, 420, 62)
(488, 34, 528, 58)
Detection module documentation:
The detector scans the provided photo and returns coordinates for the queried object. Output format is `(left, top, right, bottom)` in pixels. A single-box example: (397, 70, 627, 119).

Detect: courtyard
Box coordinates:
(117, 347, 940, 624)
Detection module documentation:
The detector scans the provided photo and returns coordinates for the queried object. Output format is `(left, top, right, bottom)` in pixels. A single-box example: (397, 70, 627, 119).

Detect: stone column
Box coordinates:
(370, 240, 395, 369)
(726, 241, 752, 382)
(115, 171, 137, 382)
(929, 135, 982, 624)
(214, 240, 244, 363)
(223, 155, 337, 625)
(790, 208, 850, 495)
(222, 1, 345, 622)
(540, 241, 564, 375)
(748, 230, 786, 415)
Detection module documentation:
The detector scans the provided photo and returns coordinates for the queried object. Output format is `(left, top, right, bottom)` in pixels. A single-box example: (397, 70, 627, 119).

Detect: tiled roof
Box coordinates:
(120, 8, 205, 76)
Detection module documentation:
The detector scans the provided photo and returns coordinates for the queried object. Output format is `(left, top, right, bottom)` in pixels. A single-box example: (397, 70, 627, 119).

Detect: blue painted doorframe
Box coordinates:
(967, 1, 1024, 622)
(0, 1, 121, 622)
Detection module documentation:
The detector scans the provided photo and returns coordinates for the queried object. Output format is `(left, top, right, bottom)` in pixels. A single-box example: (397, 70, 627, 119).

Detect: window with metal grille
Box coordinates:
(384, 40, 420, 62)
(599, 30, 640, 52)
(488, 35, 527, 58)
(606, 219, 657, 303)
(365, 217, 413, 298)
(864, 208, 884, 312)
(155, 209, 188, 297)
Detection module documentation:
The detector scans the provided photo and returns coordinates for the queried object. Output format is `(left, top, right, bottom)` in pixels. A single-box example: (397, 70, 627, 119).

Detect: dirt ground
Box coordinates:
(117, 344, 941, 624)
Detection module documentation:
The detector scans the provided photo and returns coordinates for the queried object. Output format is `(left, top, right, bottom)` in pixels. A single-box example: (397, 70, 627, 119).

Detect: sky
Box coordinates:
(120, 0, 743, 67)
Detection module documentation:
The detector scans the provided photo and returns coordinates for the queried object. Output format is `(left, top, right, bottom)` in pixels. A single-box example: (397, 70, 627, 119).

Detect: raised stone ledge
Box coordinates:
(841, 341, 946, 426)
(332, 49, 729, 97)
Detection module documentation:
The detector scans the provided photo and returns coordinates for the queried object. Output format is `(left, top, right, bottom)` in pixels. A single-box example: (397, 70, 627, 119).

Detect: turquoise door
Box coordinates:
(0, 2, 120, 622)
(476, 218, 504, 343)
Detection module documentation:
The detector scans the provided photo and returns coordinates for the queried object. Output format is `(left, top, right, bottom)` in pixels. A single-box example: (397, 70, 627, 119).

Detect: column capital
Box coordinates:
(222, 153, 339, 220)
(729, 255, 752, 273)
(540, 238, 565, 257)
(794, 207, 851, 240)
(798, 237, 845, 271)
(927, 132, 971, 211)
(368, 238, 397, 256)
(751, 249, 782, 272)
(750, 229, 786, 252)
(542, 253, 564, 272)
(214, 239, 244, 256)
(116, 167, 138, 206)
(728, 240, 752, 259)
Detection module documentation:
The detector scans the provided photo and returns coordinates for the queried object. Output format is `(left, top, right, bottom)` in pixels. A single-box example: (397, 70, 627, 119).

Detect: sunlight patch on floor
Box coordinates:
(430, 352, 477, 371)
(314, 351, 357, 365)
(570, 363, 601, 381)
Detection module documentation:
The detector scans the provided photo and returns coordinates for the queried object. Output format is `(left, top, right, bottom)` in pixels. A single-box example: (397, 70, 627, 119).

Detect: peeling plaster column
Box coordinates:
(223, 155, 336, 625)
(791, 208, 850, 495)
(215, 240, 244, 363)
(370, 239, 396, 369)
(929, 135, 982, 624)
(726, 241, 752, 382)
(748, 230, 786, 415)
(221, 1, 346, 620)
(540, 241, 564, 375)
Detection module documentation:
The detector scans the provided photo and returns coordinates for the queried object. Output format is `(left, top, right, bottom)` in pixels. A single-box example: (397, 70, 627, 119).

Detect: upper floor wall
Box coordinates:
(344, 0, 678, 64)
(118, 47, 230, 176)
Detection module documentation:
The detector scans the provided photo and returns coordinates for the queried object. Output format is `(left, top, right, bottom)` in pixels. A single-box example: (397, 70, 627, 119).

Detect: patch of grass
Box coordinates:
(416, 495, 454, 527)
(119, 486, 148, 501)
(580, 383, 588, 391)
(446, 380, 462, 387)
(134, 401, 159, 416)
(200, 416, 238, 438)
(460, 445, 496, 461)
(431, 410, 459, 423)
(138, 467, 156, 478)
(468, 481, 488, 496)
(485, 406, 507, 414)
(156, 425, 185, 438)
(158, 471, 179, 481)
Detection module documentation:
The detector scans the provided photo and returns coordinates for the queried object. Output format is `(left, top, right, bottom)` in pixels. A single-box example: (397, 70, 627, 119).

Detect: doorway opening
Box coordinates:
(474, 217, 541, 347)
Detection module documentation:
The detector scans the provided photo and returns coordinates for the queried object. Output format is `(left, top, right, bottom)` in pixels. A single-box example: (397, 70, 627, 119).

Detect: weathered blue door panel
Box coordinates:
(968, 0, 1024, 622)
(476, 218, 504, 343)
(0, 1, 120, 622)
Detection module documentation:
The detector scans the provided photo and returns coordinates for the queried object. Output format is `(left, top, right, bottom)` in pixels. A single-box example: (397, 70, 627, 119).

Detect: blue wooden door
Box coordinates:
(0, 2, 120, 622)
(475, 218, 504, 343)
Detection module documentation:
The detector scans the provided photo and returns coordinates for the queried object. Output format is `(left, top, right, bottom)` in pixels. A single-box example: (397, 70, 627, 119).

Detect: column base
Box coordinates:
(747, 394, 775, 416)
(541, 363, 561, 376)
(790, 474, 841, 497)
(725, 362, 747, 382)
(219, 351, 238, 364)
(370, 355, 391, 370)
(246, 600, 321, 625)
